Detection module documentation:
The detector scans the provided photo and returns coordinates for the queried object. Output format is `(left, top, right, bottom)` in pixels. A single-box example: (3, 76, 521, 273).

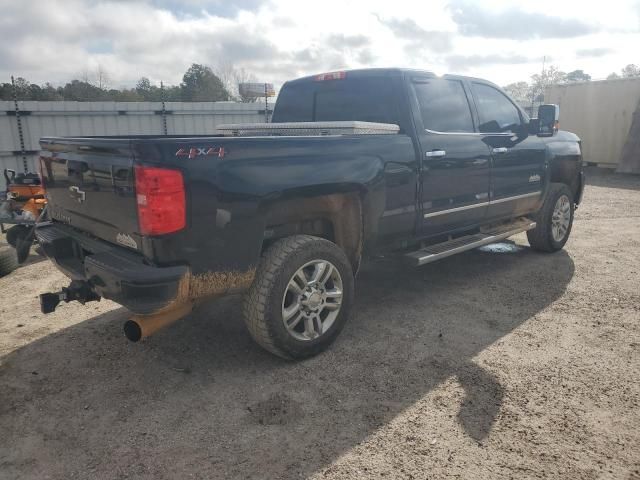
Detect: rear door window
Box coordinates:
(272, 77, 400, 125)
(472, 83, 522, 133)
(412, 78, 474, 133)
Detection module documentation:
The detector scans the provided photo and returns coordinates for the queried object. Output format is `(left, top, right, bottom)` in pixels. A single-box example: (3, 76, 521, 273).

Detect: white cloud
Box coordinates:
(0, 0, 638, 88)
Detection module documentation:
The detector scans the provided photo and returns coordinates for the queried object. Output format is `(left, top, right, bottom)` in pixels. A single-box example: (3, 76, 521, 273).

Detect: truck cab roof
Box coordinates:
(285, 68, 500, 90)
(273, 68, 507, 128)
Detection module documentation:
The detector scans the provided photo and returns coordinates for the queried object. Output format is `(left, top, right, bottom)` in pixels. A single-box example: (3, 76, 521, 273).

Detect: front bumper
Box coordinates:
(36, 222, 188, 314)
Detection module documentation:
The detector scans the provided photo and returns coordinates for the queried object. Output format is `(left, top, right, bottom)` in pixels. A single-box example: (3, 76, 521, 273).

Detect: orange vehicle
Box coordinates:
(3, 170, 46, 217)
(1, 169, 47, 264)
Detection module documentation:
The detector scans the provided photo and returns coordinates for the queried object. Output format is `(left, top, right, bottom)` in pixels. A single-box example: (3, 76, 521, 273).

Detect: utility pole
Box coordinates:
(530, 56, 547, 116)
(11, 76, 29, 173)
(264, 83, 269, 123)
(160, 81, 168, 135)
(540, 55, 547, 105)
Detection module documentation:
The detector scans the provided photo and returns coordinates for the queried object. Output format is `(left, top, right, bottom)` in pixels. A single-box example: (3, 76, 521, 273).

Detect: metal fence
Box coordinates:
(0, 101, 269, 173)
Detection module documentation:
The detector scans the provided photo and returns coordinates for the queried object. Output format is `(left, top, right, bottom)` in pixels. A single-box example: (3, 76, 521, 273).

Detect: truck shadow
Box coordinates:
(0, 244, 574, 479)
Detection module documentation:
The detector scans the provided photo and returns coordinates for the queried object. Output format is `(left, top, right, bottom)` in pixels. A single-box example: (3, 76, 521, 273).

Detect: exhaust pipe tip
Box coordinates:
(123, 303, 193, 342)
(123, 320, 142, 342)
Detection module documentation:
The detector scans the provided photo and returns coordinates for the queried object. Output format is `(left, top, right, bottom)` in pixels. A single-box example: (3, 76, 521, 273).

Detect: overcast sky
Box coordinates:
(1, 0, 639, 89)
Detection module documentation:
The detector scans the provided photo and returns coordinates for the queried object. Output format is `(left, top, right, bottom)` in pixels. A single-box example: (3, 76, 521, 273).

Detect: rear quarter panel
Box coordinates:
(133, 134, 416, 275)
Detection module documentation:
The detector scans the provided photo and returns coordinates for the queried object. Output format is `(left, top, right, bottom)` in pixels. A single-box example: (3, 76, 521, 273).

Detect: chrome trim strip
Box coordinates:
(490, 191, 541, 205)
(423, 191, 541, 218)
(424, 201, 489, 218)
(425, 128, 513, 137)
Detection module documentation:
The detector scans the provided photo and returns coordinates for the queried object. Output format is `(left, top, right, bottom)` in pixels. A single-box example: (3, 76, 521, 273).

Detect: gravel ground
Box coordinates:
(0, 168, 639, 480)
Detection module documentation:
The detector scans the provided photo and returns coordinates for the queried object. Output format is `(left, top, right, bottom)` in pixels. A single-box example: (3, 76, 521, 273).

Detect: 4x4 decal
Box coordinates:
(175, 146, 225, 159)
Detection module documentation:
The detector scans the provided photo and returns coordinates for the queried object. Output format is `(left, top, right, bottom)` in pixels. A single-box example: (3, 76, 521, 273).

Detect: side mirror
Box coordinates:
(536, 104, 559, 137)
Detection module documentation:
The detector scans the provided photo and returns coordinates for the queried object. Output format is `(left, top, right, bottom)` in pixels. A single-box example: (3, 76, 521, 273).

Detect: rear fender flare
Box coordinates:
(259, 187, 368, 273)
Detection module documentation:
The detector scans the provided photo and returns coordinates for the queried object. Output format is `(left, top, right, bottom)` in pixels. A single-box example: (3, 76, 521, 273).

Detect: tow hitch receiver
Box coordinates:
(40, 280, 101, 314)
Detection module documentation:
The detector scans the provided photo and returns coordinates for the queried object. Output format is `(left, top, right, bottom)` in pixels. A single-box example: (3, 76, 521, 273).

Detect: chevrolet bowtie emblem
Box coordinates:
(68, 186, 86, 203)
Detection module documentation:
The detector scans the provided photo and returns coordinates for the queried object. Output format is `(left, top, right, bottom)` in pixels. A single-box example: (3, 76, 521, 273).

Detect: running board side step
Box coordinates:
(405, 218, 536, 266)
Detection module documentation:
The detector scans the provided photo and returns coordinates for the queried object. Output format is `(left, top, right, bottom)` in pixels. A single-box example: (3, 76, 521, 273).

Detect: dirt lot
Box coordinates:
(0, 168, 639, 480)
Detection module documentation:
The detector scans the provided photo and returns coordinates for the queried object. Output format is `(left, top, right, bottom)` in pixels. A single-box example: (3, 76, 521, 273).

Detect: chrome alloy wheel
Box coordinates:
(551, 194, 571, 242)
(281, 260, 343, 341)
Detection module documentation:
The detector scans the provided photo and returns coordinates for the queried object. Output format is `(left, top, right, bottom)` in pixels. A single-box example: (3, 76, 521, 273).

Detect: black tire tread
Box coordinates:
(527, 183, 574, 252)
(242, 235, 351, 359)
(0, 245, 18, 277)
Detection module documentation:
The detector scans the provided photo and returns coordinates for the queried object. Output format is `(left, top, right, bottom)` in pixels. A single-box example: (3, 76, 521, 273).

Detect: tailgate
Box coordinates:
(40, 138, 140, 249)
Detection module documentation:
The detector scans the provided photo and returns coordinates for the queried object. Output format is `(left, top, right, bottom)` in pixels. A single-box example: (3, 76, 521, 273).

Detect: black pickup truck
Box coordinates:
(36, 68, 584, 359)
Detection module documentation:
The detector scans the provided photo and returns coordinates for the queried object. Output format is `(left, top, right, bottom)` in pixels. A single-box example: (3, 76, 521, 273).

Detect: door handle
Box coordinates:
(426, 150, 446, 158)
(492, 147, 509, 154)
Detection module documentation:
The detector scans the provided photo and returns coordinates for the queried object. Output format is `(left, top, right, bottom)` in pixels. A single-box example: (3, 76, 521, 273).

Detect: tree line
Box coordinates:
(503, 64, 640, 108)
(4, 61, 639, 105)
(0, 63, 259, 102)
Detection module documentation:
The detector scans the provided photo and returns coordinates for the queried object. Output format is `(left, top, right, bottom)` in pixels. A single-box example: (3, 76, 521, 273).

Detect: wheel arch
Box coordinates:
(546, 138, 584, 204)
(259, 186, 365, 273)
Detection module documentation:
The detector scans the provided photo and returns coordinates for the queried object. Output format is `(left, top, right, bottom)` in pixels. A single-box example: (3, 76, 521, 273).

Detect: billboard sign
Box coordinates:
(239, 83, 276, 98)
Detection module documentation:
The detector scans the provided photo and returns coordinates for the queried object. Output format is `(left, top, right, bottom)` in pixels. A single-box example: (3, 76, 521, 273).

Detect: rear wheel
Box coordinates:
(0, 244, 18, 277)
(527, 183, 574, 252)
(243, 235, 354, 359)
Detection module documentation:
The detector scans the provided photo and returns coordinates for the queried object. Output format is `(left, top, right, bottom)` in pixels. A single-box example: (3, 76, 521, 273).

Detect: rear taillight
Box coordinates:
(135, 165, 185, 236)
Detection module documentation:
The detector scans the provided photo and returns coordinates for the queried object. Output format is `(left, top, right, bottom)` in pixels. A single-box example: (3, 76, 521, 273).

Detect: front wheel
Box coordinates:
(243, 235, 354, 359)
(527, 183, 574, 252)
